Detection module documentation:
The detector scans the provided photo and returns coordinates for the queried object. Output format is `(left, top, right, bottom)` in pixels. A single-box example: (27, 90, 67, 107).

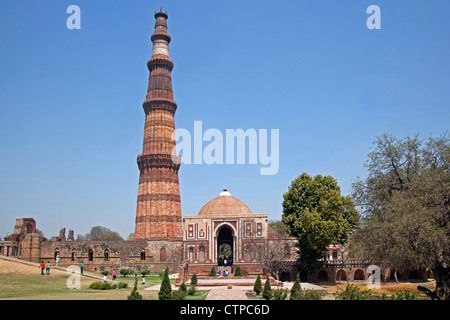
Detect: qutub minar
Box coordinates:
(0, 9, 382, 284)
(134, 9, 183, 241)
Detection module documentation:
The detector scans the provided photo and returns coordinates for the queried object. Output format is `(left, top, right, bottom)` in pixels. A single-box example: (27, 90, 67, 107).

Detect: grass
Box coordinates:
(0, 267, 207, 300)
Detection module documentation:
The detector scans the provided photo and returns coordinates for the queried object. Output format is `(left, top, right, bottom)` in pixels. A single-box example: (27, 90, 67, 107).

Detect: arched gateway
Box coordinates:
(182, 189, 280, 275)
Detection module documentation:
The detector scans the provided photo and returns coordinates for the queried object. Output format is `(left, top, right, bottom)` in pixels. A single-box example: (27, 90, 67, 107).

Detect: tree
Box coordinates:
(209, 266, 216, 277)
(252, 222, 296, 280)
(282, 173, 359, 273)
(188, 274, 198, 296)
(262, 277, 272, 300)
(158, 266, 172, 300)
(253, 275, 263, 295)
(127, 284, 143, 300)
(289, 274, 301, 300)
(350, 133, 450, 300)
(76, 226, 124, 241)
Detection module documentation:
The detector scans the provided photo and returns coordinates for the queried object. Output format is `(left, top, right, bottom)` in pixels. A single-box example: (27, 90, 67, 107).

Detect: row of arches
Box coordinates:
(54, 247, 168, 263)
(317, 268, 366, 282)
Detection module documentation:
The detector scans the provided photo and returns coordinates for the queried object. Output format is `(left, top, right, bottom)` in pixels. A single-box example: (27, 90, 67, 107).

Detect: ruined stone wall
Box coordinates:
(37, 238, 183, 273)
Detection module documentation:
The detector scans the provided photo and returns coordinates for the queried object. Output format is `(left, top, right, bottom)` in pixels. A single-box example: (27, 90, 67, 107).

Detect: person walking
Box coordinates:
(134, 274, 138, 286)
(112, 269, 116, 281)
(45, 261, 51, 275)
(40, 261, 45, 275)
(80, 261, 84, 274)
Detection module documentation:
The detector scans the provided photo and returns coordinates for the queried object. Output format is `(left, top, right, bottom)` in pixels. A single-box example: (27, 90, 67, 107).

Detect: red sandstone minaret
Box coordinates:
(134, 9, 182, 240)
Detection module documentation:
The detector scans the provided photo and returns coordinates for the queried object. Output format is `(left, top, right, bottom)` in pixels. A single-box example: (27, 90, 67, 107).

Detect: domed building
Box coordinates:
(183, 189, 271, 275)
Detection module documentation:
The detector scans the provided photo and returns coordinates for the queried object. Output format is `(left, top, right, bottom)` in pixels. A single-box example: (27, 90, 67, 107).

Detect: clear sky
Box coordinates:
(1, 0, 449, 239)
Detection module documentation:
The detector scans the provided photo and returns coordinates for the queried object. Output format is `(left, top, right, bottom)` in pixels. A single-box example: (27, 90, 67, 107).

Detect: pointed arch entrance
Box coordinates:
(216, 225, 234, 266)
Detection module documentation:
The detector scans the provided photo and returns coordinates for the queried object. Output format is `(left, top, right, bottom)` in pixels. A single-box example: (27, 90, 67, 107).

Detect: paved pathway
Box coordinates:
(205, 286, 250, 300)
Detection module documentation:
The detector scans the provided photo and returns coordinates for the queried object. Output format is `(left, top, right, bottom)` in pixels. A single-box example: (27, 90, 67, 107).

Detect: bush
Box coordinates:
(253, 275, 263, 295)
(262, 277, 272, 300)
(272, 288, 288, 300)
(119, 268, 134, 277)
(188, 274, 198, 296)
(127, 284, 143, 300)
(334, 284, 373, 300)
(209, 266, 216, 277)
(89, 281, 112, 290)
(289, 274, 301, 300)
(140, 269, 150, 277)
(101, 270, 110, 277)
(234, 266, 242, 277)
(172, 288, 186, 300)
(117, 282, 128, 289)
(179, 282, 187, 294)
(380, 291, 422, 300)
(291, 289, 324, 300)
(158, 267, 172, 300)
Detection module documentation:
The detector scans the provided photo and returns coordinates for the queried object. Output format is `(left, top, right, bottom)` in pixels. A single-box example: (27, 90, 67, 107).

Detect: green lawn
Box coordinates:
(0, 272, 207, 300)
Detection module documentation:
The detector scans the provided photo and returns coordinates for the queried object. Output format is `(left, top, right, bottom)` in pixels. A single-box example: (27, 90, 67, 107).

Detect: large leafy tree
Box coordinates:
(76, 226, 124, 241)
(350, 133, 450, 300)
(282, 173, 359, 272)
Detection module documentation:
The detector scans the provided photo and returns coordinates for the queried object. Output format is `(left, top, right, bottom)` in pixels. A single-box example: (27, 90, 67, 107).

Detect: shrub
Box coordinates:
(209, 266, 216, 277)
(262, 277, 272, 300)
(380, 291, 422, 300)
(119, 268, 134, 277)
(117, 282, 128, 289)
(88, 281, 112, 290)
(172, 288, 186, 300)
(190, 274, 198, 286)
(289, 274, 301, 300)
(253, 275, 263, 295)
(127, 284, 143, 300)
(234, 266, 242, 277)
(101, 270, 110, 277)
(188, 284, 196, 296)
(158, 267, 172, 300)
(188, 274, 198, 296)
(140, 269, 150, 277)
(272, 288, 288, 300)
(334, 284, 373, 300)
(179, 282, 187, 294)
(292, 289, 324, 300)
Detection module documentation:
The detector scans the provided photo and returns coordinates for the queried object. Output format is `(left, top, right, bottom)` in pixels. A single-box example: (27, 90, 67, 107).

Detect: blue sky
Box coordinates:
(1, 0, 449, 239)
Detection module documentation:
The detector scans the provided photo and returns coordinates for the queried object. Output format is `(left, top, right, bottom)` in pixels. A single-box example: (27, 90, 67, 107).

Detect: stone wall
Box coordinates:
(37, 238, 183, 273)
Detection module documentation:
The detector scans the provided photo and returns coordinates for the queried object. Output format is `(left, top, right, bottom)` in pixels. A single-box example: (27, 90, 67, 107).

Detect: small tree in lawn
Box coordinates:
(140, 269, 150, 277)
(234, 266, 242, 276)
(262, 277, 272, 300)
(158, 266, 172, 300)
(290, 274, 302, 300)
(127, 284, 143, 300)
(209, 266, 216, 277)
(253, 275, 263, 295)
(188, 274, 198, 296)
(179, 281, 187, 294)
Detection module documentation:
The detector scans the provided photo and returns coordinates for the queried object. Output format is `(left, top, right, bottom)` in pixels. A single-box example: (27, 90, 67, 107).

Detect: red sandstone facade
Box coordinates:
(134, 10, 182, 241)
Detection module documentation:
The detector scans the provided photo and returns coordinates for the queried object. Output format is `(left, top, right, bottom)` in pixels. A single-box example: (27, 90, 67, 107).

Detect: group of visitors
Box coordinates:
(215, 266, 231, 277)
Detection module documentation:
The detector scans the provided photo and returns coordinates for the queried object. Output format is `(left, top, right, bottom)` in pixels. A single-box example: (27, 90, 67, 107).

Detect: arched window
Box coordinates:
(140, 251, 146, 261)
(71, 251, 76, 262)
(188, 247, 194, 262)
(160, 247, 167, 262)
(104, 249, 110, 261)
(88, 249, 94, 261)
(199, 246, 205, 261)
(54, 250, 60, 260)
